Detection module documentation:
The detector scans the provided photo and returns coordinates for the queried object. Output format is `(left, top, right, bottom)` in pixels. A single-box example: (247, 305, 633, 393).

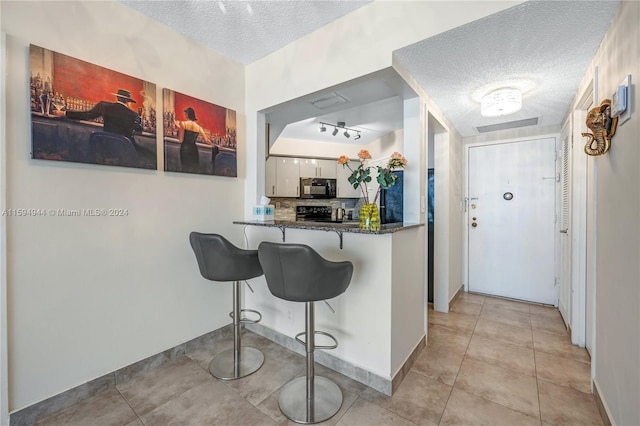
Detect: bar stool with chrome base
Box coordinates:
(189, 232, 264, 380)
(258, 241, 353, 424)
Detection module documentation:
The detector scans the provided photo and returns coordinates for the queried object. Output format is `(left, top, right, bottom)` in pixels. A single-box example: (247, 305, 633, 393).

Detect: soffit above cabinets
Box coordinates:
(264, 67, 417, 147)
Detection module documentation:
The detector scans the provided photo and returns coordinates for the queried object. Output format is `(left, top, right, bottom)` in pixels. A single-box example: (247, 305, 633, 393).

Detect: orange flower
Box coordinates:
(337, 155, 350, 165)
(357, 149, 372, 161)
(388, 152, 407, 168)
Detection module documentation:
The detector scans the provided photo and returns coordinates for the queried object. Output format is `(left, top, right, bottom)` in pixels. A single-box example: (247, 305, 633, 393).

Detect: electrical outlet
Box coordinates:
(287, 310, 293, 321)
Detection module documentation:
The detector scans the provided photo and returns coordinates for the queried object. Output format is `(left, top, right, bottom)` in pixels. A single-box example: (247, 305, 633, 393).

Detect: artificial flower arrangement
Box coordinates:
(337, 149, 408, 204)
(337, 149, 407, 230)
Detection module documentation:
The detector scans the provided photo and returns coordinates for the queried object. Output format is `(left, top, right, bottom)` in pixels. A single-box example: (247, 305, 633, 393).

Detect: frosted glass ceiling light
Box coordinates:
(481, 88, 522, 117)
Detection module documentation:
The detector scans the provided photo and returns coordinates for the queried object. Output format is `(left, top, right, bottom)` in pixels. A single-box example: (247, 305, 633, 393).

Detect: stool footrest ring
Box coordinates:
(228, 308, 262, 324)
(295, 330, 338, 350)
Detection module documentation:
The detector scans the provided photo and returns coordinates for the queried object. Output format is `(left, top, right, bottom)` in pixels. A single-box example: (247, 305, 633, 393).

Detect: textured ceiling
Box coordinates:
(394, 1, 620, 136)
(120, 0, 370, 65)
(122, 1, 620, 140)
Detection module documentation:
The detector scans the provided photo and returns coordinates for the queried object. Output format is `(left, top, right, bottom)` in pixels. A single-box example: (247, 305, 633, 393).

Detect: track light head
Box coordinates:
(319, 124, 326, 132)
(354, 133, 361, 140)
(332, 127, 339, 136)
(344, 130, 350, 138)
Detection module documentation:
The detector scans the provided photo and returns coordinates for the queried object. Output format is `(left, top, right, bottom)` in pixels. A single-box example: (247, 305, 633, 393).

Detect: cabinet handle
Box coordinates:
(318, 167, 321, 177)
(297, 186, 299, 196)
(272, 185, 275, 196)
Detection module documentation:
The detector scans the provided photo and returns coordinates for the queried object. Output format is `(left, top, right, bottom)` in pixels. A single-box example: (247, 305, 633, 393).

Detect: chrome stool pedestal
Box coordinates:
(279, 302, 342, 424)
(208, 280, 264, 380)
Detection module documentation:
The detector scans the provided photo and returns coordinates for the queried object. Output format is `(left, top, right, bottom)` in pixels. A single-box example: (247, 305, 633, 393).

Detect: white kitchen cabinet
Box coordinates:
(317, 159, 337, 178)
(266, 156, 342, 197)
(275, 157, 300, 197)
(298, 158, 319, 178)
(298, 158, 336, 178)
(265, 156, 277, 197)
(336, 164, 362, 198)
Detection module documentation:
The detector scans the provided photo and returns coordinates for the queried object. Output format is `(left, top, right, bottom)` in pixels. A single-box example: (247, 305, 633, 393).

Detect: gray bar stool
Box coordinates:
(258, 242, 353, 424)
(189, 232, 264, 380)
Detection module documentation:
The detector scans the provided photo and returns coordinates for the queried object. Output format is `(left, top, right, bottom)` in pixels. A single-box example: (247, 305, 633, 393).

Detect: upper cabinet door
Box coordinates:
(317, 159, 337, 178)
(265, 156, 277, 197)
(275, 157, 300, 197)
(299, 159, 319, 178)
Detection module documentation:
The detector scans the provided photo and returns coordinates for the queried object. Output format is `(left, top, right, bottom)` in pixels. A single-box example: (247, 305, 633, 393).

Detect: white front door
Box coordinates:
(468, 138, 557, 304)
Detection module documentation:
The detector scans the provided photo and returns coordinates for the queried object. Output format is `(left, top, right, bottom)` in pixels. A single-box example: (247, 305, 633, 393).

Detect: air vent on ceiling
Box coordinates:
(309, 92, 348, 109)
(475, 117, 539, 134)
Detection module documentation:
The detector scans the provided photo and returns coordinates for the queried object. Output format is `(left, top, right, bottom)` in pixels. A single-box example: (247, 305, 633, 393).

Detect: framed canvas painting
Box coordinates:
(30, 44, 157, 169)
(163, 89, 237, 177)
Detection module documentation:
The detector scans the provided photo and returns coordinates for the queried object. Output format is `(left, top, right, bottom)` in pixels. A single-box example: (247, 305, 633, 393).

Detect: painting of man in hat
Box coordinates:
(65, 88, 142, 143)
(30, 44, 157, 170)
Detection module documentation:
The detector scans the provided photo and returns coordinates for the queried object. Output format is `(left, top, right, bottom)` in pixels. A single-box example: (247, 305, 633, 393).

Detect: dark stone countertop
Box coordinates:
(234, 220, 423, 235)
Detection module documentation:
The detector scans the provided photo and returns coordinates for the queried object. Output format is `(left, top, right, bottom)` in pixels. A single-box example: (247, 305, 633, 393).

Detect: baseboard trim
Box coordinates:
(593, 379, 615, 426)
(391, 335, 426, 394)
(247, 322, 419, 396)
(449, 284, 464, 310)
(9, 324, 233, 426)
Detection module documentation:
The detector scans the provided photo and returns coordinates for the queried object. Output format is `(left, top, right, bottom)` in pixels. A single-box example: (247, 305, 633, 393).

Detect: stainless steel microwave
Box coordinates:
(299, 178, 336, 199)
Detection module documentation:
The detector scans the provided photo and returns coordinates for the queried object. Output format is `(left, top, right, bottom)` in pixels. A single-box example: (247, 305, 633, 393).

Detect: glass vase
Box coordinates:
(359, 203, 381, 231)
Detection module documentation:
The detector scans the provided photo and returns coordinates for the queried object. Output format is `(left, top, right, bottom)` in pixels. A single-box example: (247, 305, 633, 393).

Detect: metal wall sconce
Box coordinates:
(319, 121, 361, 140)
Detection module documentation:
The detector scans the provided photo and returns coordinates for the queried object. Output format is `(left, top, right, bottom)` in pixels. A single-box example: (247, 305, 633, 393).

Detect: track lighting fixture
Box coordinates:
(319, 121, 362, 141)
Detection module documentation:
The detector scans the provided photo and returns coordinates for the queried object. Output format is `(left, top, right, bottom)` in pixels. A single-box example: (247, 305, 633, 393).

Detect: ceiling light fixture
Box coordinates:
(481, 88, 522, 117)
(319, 121, 362, 141)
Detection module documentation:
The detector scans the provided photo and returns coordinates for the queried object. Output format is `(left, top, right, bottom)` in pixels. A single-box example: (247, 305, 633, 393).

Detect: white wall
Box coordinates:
(1, 29, 9, 426)
(447, 130, 464, 302)
(1, 1, 246, 412)
(390, 226, 425, 374)
(568, 2, 640, 424)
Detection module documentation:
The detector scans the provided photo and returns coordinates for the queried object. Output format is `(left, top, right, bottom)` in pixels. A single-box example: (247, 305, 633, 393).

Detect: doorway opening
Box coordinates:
(465, 137, 558, 305)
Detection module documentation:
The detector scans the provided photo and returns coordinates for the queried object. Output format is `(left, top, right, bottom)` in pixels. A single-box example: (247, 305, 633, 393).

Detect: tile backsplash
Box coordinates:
(270, 198, 360, 221)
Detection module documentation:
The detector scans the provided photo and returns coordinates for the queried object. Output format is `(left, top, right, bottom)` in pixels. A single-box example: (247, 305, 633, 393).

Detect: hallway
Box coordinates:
(33, 293, 602, 425)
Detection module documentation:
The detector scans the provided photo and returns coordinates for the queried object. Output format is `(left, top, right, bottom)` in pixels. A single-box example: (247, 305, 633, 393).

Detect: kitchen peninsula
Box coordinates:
(236, 220, 425, 395)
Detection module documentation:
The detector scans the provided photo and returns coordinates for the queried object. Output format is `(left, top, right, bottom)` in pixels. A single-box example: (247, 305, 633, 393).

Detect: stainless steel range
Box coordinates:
(295, 205, 334, 222)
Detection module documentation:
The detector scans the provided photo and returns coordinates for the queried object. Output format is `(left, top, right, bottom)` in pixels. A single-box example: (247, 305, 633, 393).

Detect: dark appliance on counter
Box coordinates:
(296, 205, 335, 222)
(299, 178, 336, 199)
(380, 171, 403, 224)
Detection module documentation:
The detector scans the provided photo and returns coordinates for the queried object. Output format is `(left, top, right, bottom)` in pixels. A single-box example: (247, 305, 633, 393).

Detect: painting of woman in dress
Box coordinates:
(163, 89, 237, 177)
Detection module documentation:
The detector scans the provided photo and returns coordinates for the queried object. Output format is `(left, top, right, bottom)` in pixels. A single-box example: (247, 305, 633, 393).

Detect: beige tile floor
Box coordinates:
(36, 293, 603, 425)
